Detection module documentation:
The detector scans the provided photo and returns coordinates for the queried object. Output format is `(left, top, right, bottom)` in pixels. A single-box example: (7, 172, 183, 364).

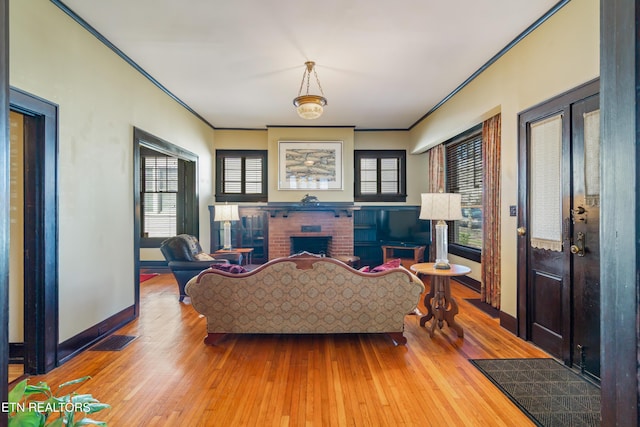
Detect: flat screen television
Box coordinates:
(377, 208, 430, 246)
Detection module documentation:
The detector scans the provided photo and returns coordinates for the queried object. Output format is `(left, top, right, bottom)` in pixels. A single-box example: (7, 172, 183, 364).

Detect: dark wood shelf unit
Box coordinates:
(209, 205, 269, 264)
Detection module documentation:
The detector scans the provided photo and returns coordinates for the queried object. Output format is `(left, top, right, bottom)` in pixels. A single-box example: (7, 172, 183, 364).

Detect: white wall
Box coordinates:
(10, 0, 215, 341)
(409, 0, 599, 316)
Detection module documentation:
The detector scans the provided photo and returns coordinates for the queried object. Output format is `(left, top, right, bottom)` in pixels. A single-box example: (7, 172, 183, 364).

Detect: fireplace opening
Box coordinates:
(290, 236, 332, 256)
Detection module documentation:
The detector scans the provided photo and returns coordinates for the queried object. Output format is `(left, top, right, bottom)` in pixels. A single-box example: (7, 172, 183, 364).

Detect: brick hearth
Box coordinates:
(268, 211, 354, 259)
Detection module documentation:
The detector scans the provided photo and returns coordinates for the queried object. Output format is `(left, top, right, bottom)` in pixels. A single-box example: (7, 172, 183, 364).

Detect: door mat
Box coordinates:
(464, 298, 499, 318)
(90, 335, 137, 351)
(470, 358, 600, 426)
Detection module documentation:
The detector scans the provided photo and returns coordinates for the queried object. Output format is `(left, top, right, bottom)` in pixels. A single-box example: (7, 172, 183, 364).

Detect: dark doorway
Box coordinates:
(10, 88, 59, 374)
(517, 79, 600, 381)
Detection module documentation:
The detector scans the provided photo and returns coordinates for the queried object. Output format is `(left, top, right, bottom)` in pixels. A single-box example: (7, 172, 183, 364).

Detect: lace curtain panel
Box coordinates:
(530, 114, 563, 252)
(584, 109, 600, 207)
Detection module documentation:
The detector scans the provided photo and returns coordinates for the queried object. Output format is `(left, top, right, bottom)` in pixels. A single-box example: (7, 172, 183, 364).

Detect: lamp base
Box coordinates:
(434, 261, 452, 270)
(223, 221, 232, 250)
(434, 220, 451, 270)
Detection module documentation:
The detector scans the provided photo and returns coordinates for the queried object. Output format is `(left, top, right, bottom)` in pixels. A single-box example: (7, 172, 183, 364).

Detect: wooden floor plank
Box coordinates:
(13, 273, 550, 426)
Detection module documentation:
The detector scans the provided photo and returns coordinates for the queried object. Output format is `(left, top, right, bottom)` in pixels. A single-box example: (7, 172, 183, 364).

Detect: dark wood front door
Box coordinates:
(570, 94, 600, 380)
(517, 80, 600, 380)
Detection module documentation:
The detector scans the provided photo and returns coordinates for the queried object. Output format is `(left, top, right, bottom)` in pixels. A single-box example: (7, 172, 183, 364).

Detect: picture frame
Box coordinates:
(278, 141, 343, 190)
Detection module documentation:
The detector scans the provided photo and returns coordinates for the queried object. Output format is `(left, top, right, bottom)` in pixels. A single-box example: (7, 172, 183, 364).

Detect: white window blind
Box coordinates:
(446, 132, 483, 249)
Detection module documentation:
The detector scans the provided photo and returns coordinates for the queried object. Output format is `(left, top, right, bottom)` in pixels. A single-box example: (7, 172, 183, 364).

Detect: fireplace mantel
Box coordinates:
(265, 202, 358, 218)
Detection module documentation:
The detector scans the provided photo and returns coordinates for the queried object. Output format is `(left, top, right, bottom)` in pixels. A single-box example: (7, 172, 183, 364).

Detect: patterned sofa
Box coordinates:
(185, 252, 425, 345)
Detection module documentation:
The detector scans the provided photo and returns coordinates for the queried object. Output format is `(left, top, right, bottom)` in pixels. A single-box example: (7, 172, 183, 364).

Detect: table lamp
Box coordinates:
(419, 193, 463, 269)
(214, 204, 239, 250)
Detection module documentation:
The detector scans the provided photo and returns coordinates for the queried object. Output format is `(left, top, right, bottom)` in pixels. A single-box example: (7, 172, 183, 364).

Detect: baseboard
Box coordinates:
(9, 342, 24, 363)
(499, 311, 517, 334)
(451, 275, 481, 293)
(57, 305, 136, 364)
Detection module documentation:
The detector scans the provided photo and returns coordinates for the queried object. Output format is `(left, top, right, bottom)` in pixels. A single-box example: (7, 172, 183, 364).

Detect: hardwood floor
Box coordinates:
(8, 364, 23, 383)
(15, 273, 549, 426)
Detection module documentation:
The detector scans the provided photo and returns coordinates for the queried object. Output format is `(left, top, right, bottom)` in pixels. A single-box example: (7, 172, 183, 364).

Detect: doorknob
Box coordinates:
(570, 231, 586, 256)
(517, 226, 526, 236)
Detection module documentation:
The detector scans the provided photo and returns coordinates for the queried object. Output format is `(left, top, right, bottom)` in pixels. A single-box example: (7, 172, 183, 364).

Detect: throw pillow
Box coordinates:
(358, 265, 371, 273)
(210, 263, 247, 274)
(194, 252, 215, 261)
(371, 258, 402, 272)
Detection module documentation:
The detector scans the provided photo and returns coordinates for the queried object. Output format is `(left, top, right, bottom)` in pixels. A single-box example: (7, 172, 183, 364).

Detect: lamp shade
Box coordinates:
(419, 193, 463, 221)
(214, 204, 239, 222)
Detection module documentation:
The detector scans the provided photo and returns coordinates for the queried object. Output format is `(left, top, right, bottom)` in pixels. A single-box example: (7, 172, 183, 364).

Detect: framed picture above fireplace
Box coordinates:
(278, 140, 343, 190)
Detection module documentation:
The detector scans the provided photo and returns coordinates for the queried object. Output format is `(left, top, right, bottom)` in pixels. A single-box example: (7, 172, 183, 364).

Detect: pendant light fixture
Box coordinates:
(293, 61, 327, 119)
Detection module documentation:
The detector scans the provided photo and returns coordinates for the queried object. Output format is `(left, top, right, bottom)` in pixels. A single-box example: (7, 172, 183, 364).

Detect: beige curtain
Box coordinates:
(426, 144, 445, 262)
(481, 114, 501, 308)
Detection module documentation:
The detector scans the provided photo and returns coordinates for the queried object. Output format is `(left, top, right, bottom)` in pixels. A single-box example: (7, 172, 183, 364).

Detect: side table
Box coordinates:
(410, 262, 471, 338)
(213, 248, 254, 266)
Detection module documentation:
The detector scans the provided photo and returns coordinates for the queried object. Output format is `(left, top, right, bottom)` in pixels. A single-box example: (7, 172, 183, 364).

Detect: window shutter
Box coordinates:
(244, 157, 263, 194)
(223, 157, 242, 193)
(380, 158, 399, 194)
(359, 158, 378, 194)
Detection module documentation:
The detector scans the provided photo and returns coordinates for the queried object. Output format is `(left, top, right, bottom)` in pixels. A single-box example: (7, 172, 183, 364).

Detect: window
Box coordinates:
(354, 150, 406, 202)
(141, 151, 178, 237)
(216, 150, 267, 202)
(445, 125, 483, 259)
(134, 128, 199, 248)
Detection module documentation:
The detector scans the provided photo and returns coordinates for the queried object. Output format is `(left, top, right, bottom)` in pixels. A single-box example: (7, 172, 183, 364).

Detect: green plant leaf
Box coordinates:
(8, 410, 45, 427)
(84, 403, 111, 414)
(72, 418, 107, 427)
(59, 376, 91, 389)
(70, 394, 98, 404)
(24, 382, 51, 398)
(8, 379, 28, 404)
(47, 418, 65, 427)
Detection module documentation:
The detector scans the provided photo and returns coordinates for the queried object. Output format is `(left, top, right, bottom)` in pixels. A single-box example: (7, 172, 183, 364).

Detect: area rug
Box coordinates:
(470, 358, 600, 426)
(140, 273, 159, 283)
(464, 298, 499, 318)
(90, 335, 137, 351)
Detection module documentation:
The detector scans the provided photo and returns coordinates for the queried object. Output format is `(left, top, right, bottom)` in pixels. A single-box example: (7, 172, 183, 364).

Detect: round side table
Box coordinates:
(410, 262, 471, 338)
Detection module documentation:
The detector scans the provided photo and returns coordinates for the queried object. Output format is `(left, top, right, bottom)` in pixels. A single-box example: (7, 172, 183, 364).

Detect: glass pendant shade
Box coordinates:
(294, 95, 326, 119)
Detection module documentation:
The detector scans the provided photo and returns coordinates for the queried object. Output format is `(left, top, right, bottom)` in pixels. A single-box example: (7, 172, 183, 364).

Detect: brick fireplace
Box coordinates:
(267, 206, 354, 260)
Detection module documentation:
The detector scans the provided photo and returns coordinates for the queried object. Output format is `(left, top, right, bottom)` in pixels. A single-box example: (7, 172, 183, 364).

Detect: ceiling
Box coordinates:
(58, 0, 563, 130)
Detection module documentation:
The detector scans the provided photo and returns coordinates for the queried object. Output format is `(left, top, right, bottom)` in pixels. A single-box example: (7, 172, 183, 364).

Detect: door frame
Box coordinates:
(1, 1, 9, 421)
(10, 87, 59, 374)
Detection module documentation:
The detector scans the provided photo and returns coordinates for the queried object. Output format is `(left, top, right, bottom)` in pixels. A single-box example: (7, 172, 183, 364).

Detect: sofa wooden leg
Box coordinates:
(204, 333, 227, 346)
(387, 332, 407, 346)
